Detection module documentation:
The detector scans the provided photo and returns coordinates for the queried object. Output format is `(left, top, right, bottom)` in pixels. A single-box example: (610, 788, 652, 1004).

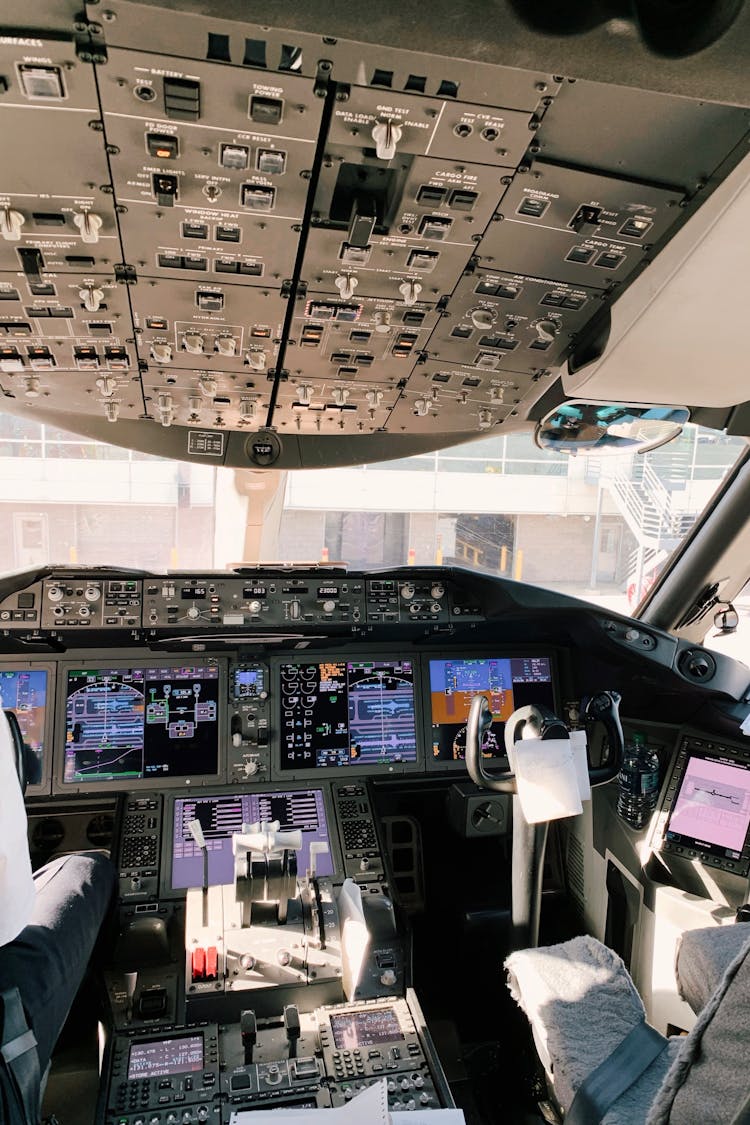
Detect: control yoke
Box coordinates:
(464, 690, 623, 951)
(465, 690, 624, 793)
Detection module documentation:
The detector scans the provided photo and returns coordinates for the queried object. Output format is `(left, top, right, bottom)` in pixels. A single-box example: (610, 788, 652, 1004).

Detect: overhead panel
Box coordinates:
(0, 34, 118, 277)
(100, 49, 320, 287)
(0, 2, 746, 465)
(428, 269, 603, 371)
(478, 163, 684, 289)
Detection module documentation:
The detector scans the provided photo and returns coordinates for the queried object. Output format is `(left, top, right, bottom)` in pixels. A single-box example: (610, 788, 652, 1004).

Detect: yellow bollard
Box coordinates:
(513, 549, 523, 581)
(170, 546, 179, 569)
(500, 545, 508, 574)
(68, 544, 78, 564)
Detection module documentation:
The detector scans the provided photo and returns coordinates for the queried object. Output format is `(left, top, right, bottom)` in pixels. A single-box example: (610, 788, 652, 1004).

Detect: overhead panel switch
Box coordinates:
(371, 119, 402, 161)
(73, 212, 103, 243)
(0, 209, 25, 241)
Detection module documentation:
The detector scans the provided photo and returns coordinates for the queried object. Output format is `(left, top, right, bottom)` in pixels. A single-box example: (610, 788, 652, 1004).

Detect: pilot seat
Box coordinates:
(505, 922, 750, 1124)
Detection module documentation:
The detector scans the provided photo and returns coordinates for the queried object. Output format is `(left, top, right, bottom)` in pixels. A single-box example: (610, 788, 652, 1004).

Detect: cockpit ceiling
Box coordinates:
(0, 1, 748, 468)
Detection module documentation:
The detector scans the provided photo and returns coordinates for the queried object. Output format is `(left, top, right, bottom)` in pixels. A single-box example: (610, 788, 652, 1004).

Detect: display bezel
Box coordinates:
(160, 780, 342, 899)
(421, 648, 561, 772)
(53, 655, 227, 794)
(0, 658, 56, 796)
(663, 749, 750, 864)
(271, 650, 426, 780)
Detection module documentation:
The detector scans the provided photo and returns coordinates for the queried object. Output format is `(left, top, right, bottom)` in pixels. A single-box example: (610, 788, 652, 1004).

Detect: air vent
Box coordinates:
(31, 817, 65, 853)
(677, 647, 717, 683)
(87, 812, 115, 847)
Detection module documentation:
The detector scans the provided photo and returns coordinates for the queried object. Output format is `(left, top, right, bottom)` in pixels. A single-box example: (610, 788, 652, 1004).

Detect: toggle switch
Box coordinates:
(371, 118, 402, 161)
(96, 375, 116, 398)
(150, 342, 173, 364)
(241, 1010, 257, 1065)
(79, 285, 105, 313)
(244, 349, 266, 370)
(335, 274, 358, 301)
(399, 280, 422, 306)
(104, 400, 120, 422)
(284, 1005, 301, 1058)
(182, 331, 205, 354)
(413, 397, 430, 417)
(0, 208, 24, 241)
(214, 335, 237, 356)
(199, 375, 217, 397)
(478, 410, 493, 429)
(73, 212, 103, 243)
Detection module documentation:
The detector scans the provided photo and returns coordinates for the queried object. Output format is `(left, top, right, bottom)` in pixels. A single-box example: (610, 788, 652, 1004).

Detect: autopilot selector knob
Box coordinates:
(431, 583, 445, 599)
(401, 583, 415, 600)
(47, 585, 64, 602)
(248, 600, 262, 614)
(84, 585, 101, 602)
(187, 605, 201, 619)
(289, 599, 302, 620)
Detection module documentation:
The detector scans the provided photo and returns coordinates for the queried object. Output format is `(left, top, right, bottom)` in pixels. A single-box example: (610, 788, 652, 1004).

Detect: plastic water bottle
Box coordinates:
(617, 732, 660, 829)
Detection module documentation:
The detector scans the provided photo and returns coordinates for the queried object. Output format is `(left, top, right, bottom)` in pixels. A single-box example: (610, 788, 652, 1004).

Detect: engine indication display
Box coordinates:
(279, 659, 418, 770)
(170, 788, 333, 888)
(429, 656, 555, 762)
(63, 664, 220, 783)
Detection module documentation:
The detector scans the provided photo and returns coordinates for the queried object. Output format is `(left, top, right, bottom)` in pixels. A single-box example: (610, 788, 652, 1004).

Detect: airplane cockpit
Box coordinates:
(1, 2, 750, 1123)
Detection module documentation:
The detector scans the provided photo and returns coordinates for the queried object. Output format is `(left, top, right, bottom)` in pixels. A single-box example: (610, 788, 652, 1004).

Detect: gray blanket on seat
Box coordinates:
(648, 927, 750, 1125)
(506, 935, 678, 1124)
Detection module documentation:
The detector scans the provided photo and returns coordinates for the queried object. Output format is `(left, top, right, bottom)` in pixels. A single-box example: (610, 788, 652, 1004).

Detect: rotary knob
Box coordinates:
(248, 600, 262, 614)
(380, 968, 397, 987)
(84, 585, 101, 602)
(47, 586, 64, 602)
(322, 600, 336, 613)
(244, 760, 259, 777)
(289, 600, 302, 620)
(187, 605, 201, 620)
(469, 307, 496, 330)
(431, 583, 445, 599)
(239, 954, 256, 971)
(401, 583, 415, 600)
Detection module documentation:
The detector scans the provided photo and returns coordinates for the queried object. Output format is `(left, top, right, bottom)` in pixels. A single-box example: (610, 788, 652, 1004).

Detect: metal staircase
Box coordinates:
(598, 451, 698, 599)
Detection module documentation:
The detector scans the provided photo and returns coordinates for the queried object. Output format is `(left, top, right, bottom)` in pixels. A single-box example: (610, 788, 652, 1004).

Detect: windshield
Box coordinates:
(0, 412, 745, 616)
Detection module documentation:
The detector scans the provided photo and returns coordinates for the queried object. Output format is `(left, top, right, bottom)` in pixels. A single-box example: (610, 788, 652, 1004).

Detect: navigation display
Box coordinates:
(279, 660, 418, 770)
(171, 788, 334, 888)
(0, 668, 48, 779)
(429, 656, 555, 762)
(63, 665, 220, 784)
(330, 1008, 404, 1050)
(128, 1035, 203, 1080)
(665, 754, 750, 861)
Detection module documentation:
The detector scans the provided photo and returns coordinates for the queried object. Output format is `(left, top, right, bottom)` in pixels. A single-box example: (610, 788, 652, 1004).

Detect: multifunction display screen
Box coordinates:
(171, 789, 333, 889)
(0, 668, 47, 777)
(63, 665, 220, 783)
(330, 1008, 404, 1050)
(127, 1035, 204, 1080)
(279, 660, 418, 770)
(429, 656, 555, 762)
(665, 754, 750, 861)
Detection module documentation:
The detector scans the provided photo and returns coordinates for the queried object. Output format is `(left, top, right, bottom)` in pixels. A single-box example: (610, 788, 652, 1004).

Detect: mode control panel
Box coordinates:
(228, 661, 271, 782)
(143, 576, 366, 629)
(366, 578, 451, 623)
(41, 577, 142, 629)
